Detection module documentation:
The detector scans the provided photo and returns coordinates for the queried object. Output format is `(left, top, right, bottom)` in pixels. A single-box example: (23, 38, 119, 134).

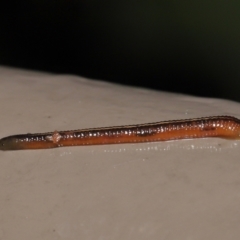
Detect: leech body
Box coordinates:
(0, 116, 240, 151)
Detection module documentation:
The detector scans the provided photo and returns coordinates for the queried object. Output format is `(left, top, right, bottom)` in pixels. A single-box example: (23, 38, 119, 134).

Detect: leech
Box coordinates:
(0, 116, 240, 151)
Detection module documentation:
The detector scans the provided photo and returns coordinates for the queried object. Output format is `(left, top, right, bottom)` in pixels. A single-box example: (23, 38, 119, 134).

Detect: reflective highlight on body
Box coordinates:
(0, 116, 240, 151)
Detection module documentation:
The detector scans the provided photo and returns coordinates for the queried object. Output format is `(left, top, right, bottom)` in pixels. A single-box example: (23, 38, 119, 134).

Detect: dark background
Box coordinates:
(1, 1, 240, 101)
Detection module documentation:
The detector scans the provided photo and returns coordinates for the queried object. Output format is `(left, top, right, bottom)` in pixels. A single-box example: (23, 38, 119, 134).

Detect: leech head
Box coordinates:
(45, 131, 61, 144)
(0, 136, 20, 150)
(0, 137, 9, 150)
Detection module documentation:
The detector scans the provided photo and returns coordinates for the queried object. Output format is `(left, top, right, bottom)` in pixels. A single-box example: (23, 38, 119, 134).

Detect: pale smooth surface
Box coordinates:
(0, 66, 240, 240)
